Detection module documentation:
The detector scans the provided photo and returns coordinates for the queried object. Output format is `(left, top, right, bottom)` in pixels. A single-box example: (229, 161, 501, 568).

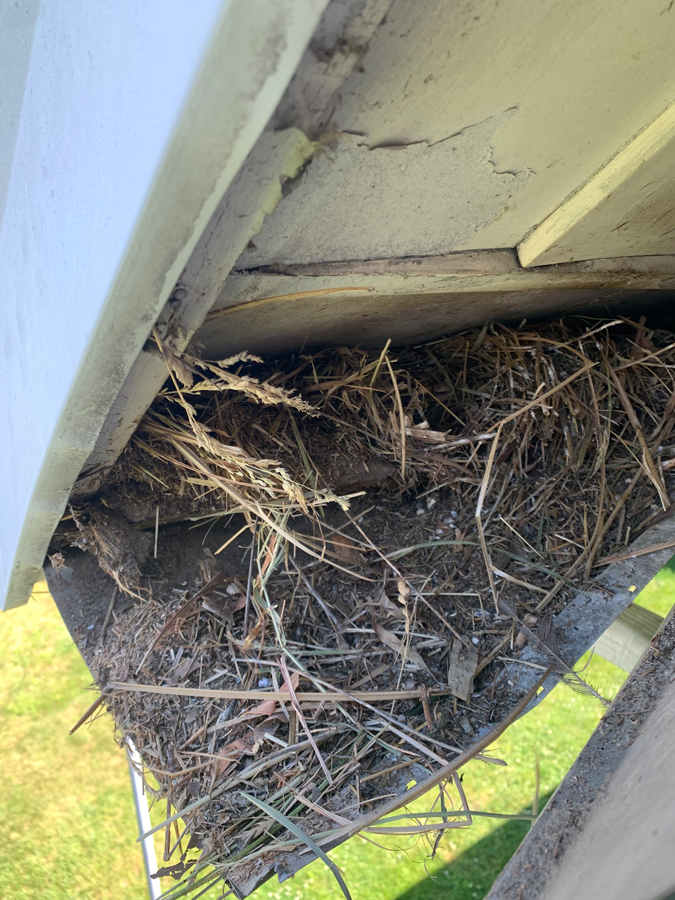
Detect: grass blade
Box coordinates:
(242, 792, 352, 900)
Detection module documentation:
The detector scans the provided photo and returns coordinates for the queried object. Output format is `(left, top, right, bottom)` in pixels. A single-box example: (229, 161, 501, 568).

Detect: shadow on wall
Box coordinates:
(394, 795, 554, 900)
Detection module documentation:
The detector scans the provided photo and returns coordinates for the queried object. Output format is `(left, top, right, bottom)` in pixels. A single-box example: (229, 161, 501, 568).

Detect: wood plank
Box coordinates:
(269, 0, 393, 139)
(244, 249, 522, 277)
(194, 255, 675, 359)
(3, 2, 328, 609)
(234, 1, 675, 265)
(487, 604, 675, 900)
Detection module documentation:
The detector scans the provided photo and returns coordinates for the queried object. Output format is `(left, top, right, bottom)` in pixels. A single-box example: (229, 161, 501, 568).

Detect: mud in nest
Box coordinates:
(66, 316, 675, 899)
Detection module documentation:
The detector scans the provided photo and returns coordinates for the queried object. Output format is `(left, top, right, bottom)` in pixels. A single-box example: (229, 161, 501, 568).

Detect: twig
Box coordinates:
(369, 338, 392, 387)
(489, 362, 596, 431)
(99, 586, 118, 645)
(308, 672, 550, 849)
(600, 344, 670, 509)
(594, 538, 675, 567)
(70, 689, 109, 735)
(243, 519, 257, 638)
(385, 355, 406, 479)
(279, 656, 333, 785)
(476, 426, 502, 612)
(108, 681, 449, 703)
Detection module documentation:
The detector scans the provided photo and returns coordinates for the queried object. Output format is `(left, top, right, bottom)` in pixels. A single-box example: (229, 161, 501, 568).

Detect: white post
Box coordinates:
(127, 739, 163, 900)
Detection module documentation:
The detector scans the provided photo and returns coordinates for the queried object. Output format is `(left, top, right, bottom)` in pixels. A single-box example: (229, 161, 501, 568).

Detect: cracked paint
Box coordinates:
(237, 110, 533, 267)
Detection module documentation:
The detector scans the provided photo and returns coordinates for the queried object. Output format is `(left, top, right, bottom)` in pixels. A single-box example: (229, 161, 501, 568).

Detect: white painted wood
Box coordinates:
(519, 103, 675, 267)
(0, 0, 328, 611)
(74, 129, 317, 497)
(0, 0, 39, 230)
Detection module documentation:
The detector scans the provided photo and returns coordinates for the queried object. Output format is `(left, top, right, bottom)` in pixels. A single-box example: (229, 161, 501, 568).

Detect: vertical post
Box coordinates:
(127, 739, 163, 900)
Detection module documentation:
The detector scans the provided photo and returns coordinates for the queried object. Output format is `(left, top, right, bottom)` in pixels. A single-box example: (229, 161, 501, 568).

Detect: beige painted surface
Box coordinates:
(237, 0, 675, 267)
(540, 675, 675, 900)
(520, 103, 675, 266)
(238, 111, 533, 266)
(269, 0, 393, 139)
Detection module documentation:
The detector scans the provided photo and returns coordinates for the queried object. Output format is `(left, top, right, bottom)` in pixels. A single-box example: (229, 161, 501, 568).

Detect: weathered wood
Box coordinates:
(242, 249, 522, 277)
(194, 255, 675, 359)
(239, 252, 675, 280)
(487, 603, 675, 900)
(269, 0, 393, 139)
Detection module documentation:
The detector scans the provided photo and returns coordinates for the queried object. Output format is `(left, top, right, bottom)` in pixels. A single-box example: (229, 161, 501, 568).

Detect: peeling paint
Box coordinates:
(307, 0, 675, 250)
(237, 110, 533, 267)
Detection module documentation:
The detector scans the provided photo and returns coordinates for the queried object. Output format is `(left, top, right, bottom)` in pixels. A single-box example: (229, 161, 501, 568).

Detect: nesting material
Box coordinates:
(69, 317, 675, 899)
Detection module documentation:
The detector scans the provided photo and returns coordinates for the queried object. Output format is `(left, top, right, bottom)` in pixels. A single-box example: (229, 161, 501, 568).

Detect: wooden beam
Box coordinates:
(487, 603, 675, 900)
(194, 254, 675, 359)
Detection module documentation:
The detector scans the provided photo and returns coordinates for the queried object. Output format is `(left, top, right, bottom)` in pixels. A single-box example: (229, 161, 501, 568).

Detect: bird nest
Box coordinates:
(64, 316, 675, 899)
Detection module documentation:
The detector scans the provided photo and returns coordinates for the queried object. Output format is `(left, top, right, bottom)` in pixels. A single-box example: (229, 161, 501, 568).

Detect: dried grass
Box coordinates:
(70, 316, 675, 898)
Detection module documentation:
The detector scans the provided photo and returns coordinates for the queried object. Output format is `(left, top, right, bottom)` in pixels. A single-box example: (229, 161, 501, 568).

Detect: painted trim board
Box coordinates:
(2, 0, 329, 611)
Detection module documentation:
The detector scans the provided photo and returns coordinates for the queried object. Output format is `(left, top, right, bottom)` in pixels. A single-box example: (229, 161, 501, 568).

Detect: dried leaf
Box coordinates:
(331, 535, 367, 566)
(202, 596, 235, 624)
(374, 586, 404, 617)
(215, 737, 256, 774)
(258, 534, 278, 583)
(111, 663, 129, 683)
(447, 639, 478, 702)
(152, 861, 196, 880)
(226, 582, 248, 610)
(154, 599, 199, 649)
(242, 618, 262, 653)
(247, 699, 278, 718)
(372, 621, 431, 674)
(170, 656, 199, 684)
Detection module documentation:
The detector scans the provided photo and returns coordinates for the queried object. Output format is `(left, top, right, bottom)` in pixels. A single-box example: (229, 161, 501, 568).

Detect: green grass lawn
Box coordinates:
(1, 562, 674, 900)
(0, 583, 149, 900)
